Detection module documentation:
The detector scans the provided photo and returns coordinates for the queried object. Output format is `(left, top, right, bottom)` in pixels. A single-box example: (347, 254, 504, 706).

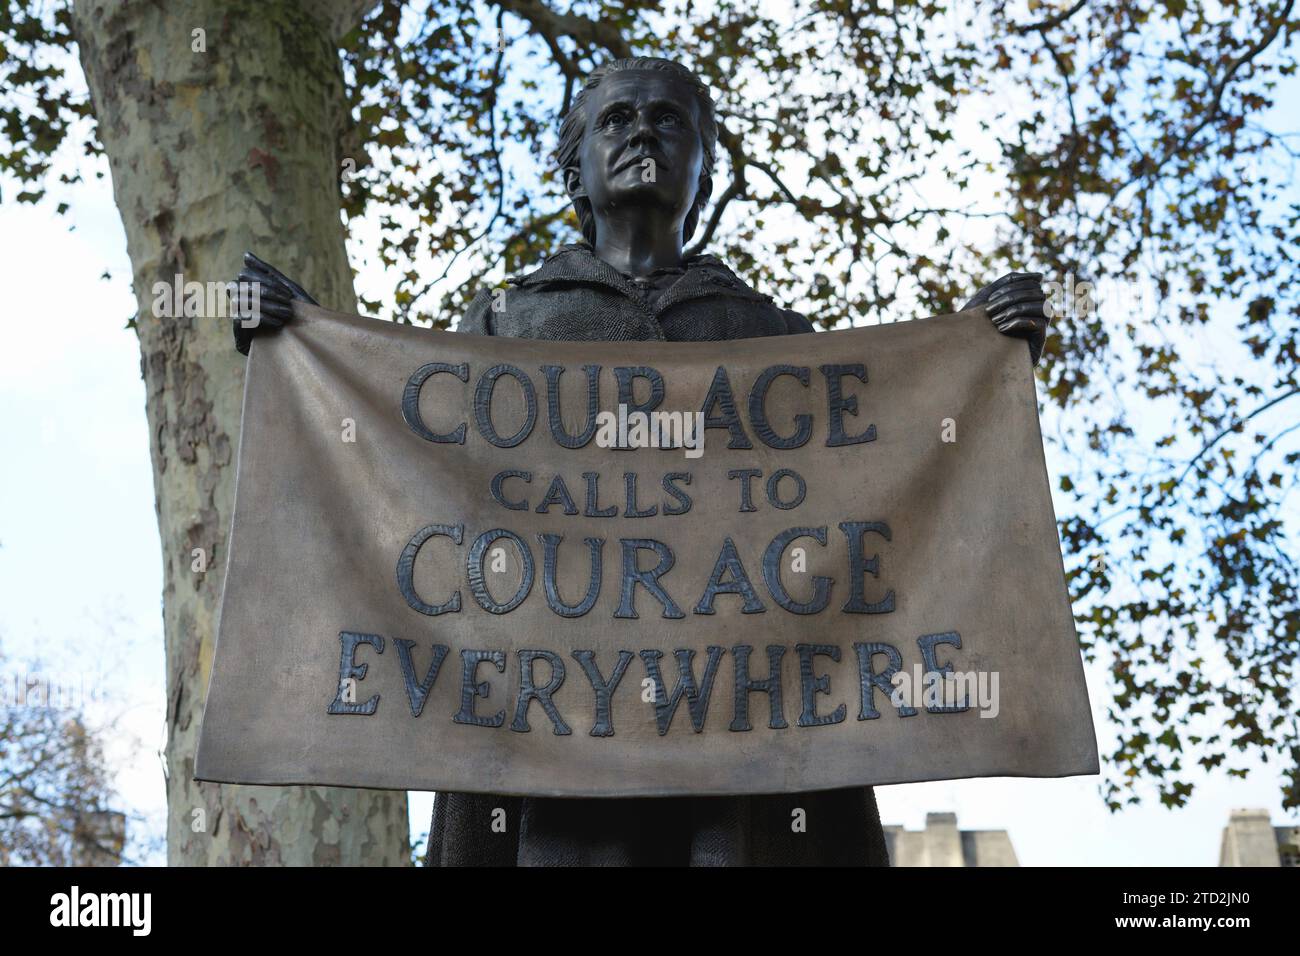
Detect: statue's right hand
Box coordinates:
(231, 252, 319, 355)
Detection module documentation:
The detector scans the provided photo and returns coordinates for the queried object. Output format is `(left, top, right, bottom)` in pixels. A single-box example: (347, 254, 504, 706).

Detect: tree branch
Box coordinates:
(316, 0, 383, 43)
(494, 0, 633, 59)
(1014, 0, 1088, 35)
(1176, 388, 1300, 487)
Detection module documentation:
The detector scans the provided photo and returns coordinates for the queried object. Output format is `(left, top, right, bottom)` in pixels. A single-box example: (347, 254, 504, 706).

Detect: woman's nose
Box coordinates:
(628, 110, 658, 148)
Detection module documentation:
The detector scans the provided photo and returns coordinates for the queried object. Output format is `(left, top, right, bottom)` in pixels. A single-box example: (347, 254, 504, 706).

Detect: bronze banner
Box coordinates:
(195, 304, 1098, 795)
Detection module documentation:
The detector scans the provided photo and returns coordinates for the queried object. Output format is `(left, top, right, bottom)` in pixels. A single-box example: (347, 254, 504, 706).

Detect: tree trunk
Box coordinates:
(72, 0, 408, 865)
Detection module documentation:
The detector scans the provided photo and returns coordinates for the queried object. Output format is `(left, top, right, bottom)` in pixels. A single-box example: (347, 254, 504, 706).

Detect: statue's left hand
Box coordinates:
(963, 272, 1049, 366)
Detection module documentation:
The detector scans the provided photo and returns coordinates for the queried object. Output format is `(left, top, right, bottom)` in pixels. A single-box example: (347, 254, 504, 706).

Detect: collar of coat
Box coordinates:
(507, 242, 773, 313)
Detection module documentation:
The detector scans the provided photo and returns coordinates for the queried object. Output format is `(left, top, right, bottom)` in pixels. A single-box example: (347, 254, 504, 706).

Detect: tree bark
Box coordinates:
(72, 0, 408, 865)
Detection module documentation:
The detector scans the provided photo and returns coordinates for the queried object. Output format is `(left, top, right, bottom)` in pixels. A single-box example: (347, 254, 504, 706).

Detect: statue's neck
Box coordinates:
(592, 212, 684, 276)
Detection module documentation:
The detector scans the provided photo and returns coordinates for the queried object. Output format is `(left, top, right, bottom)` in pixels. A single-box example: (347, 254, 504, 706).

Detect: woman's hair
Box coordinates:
(556, 57, 718, 245)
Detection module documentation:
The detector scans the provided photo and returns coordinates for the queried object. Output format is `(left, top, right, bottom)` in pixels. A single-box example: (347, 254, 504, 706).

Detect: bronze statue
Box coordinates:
(232, 56, 1048, 866)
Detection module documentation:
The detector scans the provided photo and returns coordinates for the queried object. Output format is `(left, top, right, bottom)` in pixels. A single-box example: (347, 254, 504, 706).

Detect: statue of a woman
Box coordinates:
(233, 57, 1047, 866)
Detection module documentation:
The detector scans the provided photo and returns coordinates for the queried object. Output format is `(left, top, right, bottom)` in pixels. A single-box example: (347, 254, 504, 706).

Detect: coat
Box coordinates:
(426, 243, 891, 866)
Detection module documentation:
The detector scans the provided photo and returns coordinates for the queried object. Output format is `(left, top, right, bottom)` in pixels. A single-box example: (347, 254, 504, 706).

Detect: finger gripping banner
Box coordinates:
(194, 305, 1098, 796)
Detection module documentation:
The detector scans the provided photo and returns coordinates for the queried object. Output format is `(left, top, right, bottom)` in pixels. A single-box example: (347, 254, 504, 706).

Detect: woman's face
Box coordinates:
(576, 71, 704, 235)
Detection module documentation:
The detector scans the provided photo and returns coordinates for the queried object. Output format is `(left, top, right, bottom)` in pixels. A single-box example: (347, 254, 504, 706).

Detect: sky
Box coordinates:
(1, 8, 1297, 868)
